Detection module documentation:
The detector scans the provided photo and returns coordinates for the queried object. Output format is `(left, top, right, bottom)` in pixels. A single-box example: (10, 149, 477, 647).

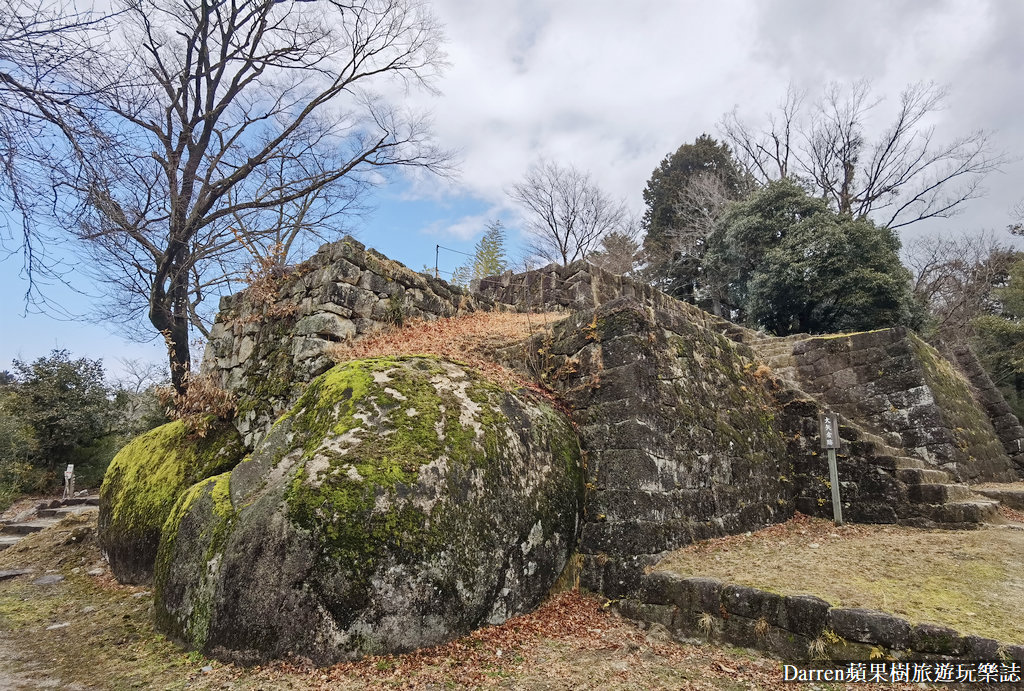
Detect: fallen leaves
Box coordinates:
(328, 310, 566, 395)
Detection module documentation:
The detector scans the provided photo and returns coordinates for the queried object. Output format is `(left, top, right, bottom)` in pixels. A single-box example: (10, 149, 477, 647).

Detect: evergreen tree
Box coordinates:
(641, 134, 749, 299)
(451, 221, 508, 286)
(972, 256, 1024, 417)
(705, 179, 914, 335)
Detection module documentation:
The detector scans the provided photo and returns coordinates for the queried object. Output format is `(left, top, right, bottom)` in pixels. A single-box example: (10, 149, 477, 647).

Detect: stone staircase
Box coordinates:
(0, 495, 99, 551)
(738, 332, 1005, 529)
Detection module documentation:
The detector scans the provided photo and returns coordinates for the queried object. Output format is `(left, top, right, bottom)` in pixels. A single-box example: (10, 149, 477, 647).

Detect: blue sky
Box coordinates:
(3, 0, 1024, 381)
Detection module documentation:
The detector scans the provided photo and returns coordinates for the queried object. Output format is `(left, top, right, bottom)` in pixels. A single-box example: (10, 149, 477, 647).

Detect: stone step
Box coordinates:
(972, 485, 1024, 511)
(869, 455, 928, 470)
(58, 495, 99, 507)
(896, 467, 953, 485)
(0, 535, 22, 551)
(907, 483, 973, 504)
(925, 499, 1001, 525)
(0, 519, 58, 536)
(37, 505, 99, 519)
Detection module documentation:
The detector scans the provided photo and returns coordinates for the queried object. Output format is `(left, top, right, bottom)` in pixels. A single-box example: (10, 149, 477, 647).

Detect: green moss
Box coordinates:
(282, 356, 580, 600)
(908, 334, 998, 462)
(100, 420, 244, 548)
(154, 471, 238, 650)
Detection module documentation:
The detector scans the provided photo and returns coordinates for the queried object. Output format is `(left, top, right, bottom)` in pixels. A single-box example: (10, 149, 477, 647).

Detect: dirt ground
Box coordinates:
(656, 512, 1024, 646)
(0, 513, 927, 690)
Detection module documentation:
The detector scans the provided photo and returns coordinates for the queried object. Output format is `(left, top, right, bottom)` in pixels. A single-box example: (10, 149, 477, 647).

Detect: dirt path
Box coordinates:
(0, 630, 88, 690)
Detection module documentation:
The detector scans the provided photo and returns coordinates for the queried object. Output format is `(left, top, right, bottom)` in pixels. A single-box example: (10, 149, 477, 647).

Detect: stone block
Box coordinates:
(721, 585, 785, 627)
(783, 594, 830, 638)
(614, 600, 677, 629)
(909, 623, 963, 655)
(635, 571, 685, 606)
(684, 577, 723, 614)
(962, 634, 1000, 659)
(828, 608, 910, 649)
(294, 313, 356, 342)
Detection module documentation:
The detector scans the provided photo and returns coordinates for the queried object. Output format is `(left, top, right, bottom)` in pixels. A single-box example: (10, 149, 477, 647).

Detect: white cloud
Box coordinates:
(391, 0, 1022, 238)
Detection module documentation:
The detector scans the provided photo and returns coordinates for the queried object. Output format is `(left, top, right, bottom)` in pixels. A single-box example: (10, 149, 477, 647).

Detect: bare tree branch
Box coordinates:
(509, 161, 628, 267)
(2, 0, 452, 392)
(720, 80, 1005, 230)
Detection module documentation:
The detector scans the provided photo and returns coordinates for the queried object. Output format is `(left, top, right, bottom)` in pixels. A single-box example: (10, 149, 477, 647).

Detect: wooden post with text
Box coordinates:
(818, 411, 843, 526)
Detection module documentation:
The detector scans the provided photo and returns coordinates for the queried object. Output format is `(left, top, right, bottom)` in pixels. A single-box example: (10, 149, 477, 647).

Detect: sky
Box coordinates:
(2, 0, 1023, 380)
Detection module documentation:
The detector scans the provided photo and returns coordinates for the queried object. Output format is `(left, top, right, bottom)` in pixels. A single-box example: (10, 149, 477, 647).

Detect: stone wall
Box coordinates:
(948, 344, 1024, 478)
(201, 236, 491, 447)
(775, 390, 999, 528)
(786, 329, 1017, 483)
(476, 261, 663, 313)
(614, 571, 1024, 663)
(528, 297, 793, 597)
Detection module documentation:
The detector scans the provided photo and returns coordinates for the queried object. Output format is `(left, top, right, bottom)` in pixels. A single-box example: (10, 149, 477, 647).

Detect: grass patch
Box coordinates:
(655, 513, 1024, 644)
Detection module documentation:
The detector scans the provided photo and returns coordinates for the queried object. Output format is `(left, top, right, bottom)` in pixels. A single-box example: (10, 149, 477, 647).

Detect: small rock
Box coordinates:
(45, 622, 69, 630)
(87, 568, 104, 577)
(32, 574, 64, 586)
(81, 606, 96, 614)
(71, 567, 81, 574)
(201, 665, 213, 674)
(809, 543, 820, 549)
(64, 526, 92, 544)
(0, 569, 33, 581)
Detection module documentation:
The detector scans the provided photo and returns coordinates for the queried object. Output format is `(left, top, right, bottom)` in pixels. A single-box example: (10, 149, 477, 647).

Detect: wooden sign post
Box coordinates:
(818, 411, 843, 526)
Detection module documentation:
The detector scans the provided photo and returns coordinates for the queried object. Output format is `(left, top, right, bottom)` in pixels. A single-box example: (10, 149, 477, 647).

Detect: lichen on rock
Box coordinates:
(98, 420, 245, 584)
(155, 356, 584, 665)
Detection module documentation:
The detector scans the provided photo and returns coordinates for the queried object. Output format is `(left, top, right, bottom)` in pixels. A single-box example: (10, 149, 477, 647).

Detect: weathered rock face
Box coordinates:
(202, 237, 492, 448)
(98, 420, 245, 584)
(155, 357, 583, 664)
(527, 297, 792, 596)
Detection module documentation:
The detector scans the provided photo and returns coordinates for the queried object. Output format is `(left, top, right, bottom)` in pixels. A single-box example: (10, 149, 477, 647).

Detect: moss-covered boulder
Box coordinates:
(154, 356, 584, 664)
(98, 420, 245, 584)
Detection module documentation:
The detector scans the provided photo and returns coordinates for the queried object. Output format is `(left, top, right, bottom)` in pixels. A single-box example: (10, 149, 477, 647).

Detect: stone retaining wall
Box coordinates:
(789, 329, 1017, 483)
(201, 236, 492, 447)
(948, 344, 1024, 478)
(615, 571, 1024, 663)
(529, 297, 793, 596)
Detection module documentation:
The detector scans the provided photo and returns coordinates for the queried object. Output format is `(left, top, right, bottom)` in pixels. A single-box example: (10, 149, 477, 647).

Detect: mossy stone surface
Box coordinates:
(98, 420, 245, 584)
(154, 356, 584, 665)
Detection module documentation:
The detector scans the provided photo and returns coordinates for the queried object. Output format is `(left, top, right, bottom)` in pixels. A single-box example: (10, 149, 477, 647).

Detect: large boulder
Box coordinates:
(155, 356, 584, 664)
(98, 420, 245, 584)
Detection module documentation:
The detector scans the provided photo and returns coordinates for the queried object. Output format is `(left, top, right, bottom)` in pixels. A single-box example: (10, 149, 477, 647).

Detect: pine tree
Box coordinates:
(451, 221, 508, 287)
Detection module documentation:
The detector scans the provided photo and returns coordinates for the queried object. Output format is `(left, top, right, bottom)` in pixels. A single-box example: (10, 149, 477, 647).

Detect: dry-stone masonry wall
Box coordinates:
(614, 571, 1024, 663)
(475, 261, 659, 313)
(948, 343, 1024, 478)
(782, 329, 1017, 483)
(202, 236, 493, 447)
(527, 297, 793, 597)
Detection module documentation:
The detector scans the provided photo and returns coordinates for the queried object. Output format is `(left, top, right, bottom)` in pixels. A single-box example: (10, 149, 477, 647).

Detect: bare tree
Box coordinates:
(509, 161, 628, 266)
(0, 0, 121, 305)
(4, 0, 450, 393)
(721, 81, 1003, 230)
(905, 231, 1017, 342)
(721, 85, 804, 184)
